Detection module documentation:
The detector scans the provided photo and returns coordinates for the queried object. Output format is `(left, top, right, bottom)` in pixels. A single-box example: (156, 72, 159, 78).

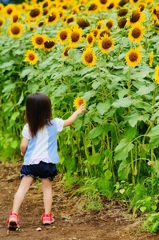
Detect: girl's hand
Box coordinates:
(76, 104, 86, 114)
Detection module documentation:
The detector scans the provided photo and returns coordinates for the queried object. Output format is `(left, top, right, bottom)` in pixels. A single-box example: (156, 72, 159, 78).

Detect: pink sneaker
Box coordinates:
(7, 212, 20, 230)
(41, 213, 55, 225)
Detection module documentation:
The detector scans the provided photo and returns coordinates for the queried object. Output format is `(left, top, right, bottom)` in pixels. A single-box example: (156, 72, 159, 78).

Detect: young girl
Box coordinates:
(7, 92, 85, 230)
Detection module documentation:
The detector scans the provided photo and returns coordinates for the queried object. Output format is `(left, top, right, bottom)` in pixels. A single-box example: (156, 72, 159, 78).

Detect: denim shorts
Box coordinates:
(19, 161, 57, 181)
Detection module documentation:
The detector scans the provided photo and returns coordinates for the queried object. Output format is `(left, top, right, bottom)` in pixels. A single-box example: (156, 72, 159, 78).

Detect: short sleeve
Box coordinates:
(54, 118, 64, 132)
(22, 124, 31, 139)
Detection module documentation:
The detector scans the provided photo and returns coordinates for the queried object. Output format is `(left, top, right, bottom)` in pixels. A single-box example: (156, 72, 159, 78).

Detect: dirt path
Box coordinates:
(0, 162, 159, 240)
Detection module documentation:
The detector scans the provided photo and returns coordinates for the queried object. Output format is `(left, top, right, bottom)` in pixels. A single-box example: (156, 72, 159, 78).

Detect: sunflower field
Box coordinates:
(1, 0, 159, 231)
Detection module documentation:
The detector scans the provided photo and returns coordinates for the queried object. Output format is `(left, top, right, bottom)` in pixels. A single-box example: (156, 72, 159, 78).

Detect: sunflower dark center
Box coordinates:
(102, 39, 112, 49)
(67, 17, 74, 23)
(129, 52, 138, 62)
(107, 3, 114, 9)
(118, 18, 127, 28)
(88, 36, 93, 44)
(13, 15, 18, 23)
(11, 26, 20, 35)
(130, 11, 140, 23)
(38, 22, 44, 27)
(71, 32, 80, 42)
(30, 9, 40, 18)
(64, 47, 70, 56)
(44, 41, 55, 48)
(132, 28, 141, 38)
(77, 19, 90, 29)
(29, 54, 35, 60)
(117, 9, 128, 17)
(100, 0, 107, 4)
(106, 21, 113, 29)
(36, 37, 44, 44)
(85, 53, 93, 63)
(88, 4, 97, 11)
(7, 8, 13, 14)
(0, 20, 3, 26)
(48, 14, 56, 22)
(100, 30, 110, 38)
(60, 31, 67, 40)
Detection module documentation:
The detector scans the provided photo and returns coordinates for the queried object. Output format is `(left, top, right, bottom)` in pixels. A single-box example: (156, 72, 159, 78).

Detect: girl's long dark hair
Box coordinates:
(25, 92, 52, 137)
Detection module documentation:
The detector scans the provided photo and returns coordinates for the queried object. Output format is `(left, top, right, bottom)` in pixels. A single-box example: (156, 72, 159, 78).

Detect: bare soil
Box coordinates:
(0, 161, 159, 240)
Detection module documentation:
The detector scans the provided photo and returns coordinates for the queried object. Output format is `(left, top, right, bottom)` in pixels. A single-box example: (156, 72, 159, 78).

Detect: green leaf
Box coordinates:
(0, 60, 15, 69)
(114, 138, 134, 161)
(97, 102, 111, 115)
(92, 81, 101, 89)
(136, 84, 155, 96)
(88, 126, 103, 139)
(112, 97, 134, 108)
(147, 125, 159, 138)
(118, 160, 130, 180)
(2, 83, 16, 93)
(20, 67, 33, 78)
(10, 112, 20, 121)
(104, 170, 112, 180)
(128, 113, 149, 127)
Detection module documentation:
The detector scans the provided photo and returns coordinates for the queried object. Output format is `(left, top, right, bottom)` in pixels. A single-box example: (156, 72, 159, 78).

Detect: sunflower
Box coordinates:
(154, 65, 159, 84)
(69, 25, 83, 47)
(62, 45, 71, 58)
(106, 1, 117, 11)
(128, 23, 145, 43)
(98, 28, 111, 39)
(127, 8, 145, 25)
(117, 8, 128, 17)
(28, 6, 43, 21)
(125, 47, 142, 67)
(8, 23, 24, 38)
(87, 3, 99, 13)
(106, 18, 114, 29)
(57, 28, 71, 44)
(98, 35, 115, 53)
(0, 17, 5, 27)
(31, 34, 47, 48)
(98, 0, 109, 10)
(74, 97, 86, 110)
(82, 47, 96, 68)
(152, 5, 159, 21)
(149, 51, 153, 67)
(65, 15, 76, 25)
(86, 32, 95, 46)
(4, 4, 16, 18)
(11, 11, 21, 23)
(44, 39, 56, 51)
(0, 3, 4, 12)
(118, 17, 127, 28)
(45, 9, 59, 25)
(24, 50, 38, 65)
(77, 18, 90, 29)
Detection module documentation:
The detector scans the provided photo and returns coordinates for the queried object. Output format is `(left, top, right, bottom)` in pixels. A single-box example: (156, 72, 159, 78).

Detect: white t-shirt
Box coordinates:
(22, 118, 64, 165)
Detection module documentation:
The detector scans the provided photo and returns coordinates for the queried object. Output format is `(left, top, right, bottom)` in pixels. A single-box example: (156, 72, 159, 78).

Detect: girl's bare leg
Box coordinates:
(41, 178, 52, 214)
(12, 176, 33, 214)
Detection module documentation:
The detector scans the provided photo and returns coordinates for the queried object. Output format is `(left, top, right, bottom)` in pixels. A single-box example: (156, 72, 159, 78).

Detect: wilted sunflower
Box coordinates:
(127, 8, 145, 25)
(154, 65, 159, 84)
(74, 97, 86, 110)
(82, 47, 96, 68)
(31, 34, 47, 48)
(98, 35, 115, 53)
(8, 23, 24, 38)
(44, 39, 56, 51)
(24, 50, 38, 65)
(69, 25, 83, 47)
(128, 23, 145, 43)
(57, 28, 71, 44)
(149, 51, 153, 67)
(125, 47, 142, 67)
(28, 6, 43, 21)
